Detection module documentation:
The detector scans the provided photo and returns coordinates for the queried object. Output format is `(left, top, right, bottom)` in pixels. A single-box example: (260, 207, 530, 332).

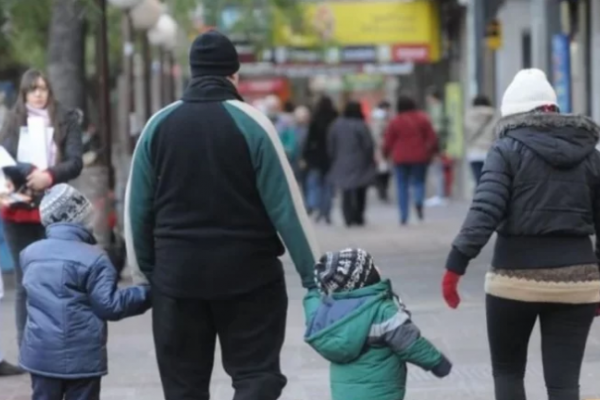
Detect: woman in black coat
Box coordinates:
(0, 69, 83, 348)
(327, 101, 377, 227)
(443, 69, 600, 400)
(303, 96, 338, 224)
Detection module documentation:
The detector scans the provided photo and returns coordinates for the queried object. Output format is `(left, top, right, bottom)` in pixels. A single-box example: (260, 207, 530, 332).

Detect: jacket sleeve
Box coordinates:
(86, 254, 152, 321)
(379, 301, 451, 377)
(124, 110, 161, 284)
(224, 101, 321, 290)
(447, 143, 512, 274)
(327, 123, 336, 160)
(47, 110, 83, 184)
(303, 289, 321, 325)
(360, 123, 375, 154)
(382, 120, 397, 158)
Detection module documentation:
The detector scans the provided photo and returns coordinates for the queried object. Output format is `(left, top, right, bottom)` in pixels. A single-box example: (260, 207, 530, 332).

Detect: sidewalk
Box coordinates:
(2, 198, 600, 400)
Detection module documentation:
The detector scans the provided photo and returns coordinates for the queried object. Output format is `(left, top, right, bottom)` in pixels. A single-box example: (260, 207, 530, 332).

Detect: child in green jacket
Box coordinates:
(304, 248, 452, 400)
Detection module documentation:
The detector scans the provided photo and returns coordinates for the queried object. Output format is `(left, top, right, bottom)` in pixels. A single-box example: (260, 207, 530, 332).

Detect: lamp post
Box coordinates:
(107, 0, 160, 152)
(147, 13, 179, 106)
(97, 0, 114, 190)
(130, 0, 162, 117)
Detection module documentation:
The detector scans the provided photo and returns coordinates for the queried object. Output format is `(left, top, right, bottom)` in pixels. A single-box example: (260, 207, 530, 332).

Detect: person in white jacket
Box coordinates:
(464, 95, 499, 185)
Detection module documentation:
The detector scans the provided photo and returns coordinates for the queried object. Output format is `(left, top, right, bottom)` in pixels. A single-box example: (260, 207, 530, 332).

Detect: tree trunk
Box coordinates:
(48, 1, 111, 249)
(47, 0, 86, 112)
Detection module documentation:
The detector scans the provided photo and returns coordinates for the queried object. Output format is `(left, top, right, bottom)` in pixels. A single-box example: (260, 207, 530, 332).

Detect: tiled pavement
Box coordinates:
(2, 200, 600, 399)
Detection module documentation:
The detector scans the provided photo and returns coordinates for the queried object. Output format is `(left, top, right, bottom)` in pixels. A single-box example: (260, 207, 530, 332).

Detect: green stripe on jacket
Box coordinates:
(223, 100, 320, 289)
(124, 101, 182, 283)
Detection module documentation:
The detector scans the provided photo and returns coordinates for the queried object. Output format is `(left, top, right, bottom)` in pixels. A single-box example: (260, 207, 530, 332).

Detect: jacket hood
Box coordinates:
(46, 223, 96, 245)
(305, 280, 391, 364)
(496, 113, 600, 169)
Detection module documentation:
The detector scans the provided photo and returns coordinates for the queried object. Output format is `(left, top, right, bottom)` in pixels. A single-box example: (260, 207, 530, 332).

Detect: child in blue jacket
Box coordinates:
(19, 184, 151, 400)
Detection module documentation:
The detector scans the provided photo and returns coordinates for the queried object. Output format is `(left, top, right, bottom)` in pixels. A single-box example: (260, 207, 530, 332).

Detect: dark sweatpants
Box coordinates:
(486, 295, 596, 400)
(153, 278, 288, 400)
(31, 375, 101, 400)
(4, 221, 46, 347)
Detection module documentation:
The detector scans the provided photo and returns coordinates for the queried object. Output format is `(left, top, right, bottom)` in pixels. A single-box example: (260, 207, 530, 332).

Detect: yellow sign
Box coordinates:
(445, 82, 464, 159)
(486, 20, 502, 50)
(274, 0, 441, 62)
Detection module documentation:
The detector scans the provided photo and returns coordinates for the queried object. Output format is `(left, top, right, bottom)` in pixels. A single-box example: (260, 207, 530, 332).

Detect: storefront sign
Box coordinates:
(392, 45, 430, 62)
(444, 82, 464, 159)
(552, 34, 572, 113)
(341, 46, 378, 64)
(274, 1, 441, 62)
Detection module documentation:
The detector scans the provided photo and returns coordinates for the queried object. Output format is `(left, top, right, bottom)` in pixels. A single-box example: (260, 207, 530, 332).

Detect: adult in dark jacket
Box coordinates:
(303, 95, 338, 223)
(442, 69, 600, 400)
(20, 184, 150, 400)
(327, 101, 377, 227)
(383, 95, 438, 225)
(0, 69, 83, 348)
(125, 31, 320, 400)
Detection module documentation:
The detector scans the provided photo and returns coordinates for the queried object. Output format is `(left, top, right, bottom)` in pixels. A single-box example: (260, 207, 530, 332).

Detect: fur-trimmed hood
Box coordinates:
(495, 113, 600, 168)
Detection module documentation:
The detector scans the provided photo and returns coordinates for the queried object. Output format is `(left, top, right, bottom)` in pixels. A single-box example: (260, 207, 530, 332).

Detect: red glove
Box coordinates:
(596, 304, 600, 317)
(442, 271, 461, 309)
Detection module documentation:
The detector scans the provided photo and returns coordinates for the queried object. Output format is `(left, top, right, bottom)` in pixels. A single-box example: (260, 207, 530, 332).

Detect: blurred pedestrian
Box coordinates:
(0, 68, 83, 348)
(293, 105, 310, 189)
(371, 100, 392, 202)
(125, 30, 320, 400)
(0, 267, 24, 376)
(464, 95, 499, 185)
(383, 94, 438, 225)
(277, 101, 300, 167)
(20, 184, 151, 399)
(328, 101, 377, 227)
(425, 89, 451, 206)
(443, 69, 600, 400)
(0, 91, 8, 130)
(303, 96, 338, 223)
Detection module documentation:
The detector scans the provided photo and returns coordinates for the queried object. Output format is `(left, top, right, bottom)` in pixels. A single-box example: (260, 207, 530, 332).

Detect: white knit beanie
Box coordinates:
(501, 69, 558, 117)
(40, 184, 94, 228)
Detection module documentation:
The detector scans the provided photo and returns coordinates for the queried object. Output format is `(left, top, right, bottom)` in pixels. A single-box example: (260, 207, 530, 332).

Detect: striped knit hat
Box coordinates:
(40, 184, 94, 228)
(315, 248, 380, 295)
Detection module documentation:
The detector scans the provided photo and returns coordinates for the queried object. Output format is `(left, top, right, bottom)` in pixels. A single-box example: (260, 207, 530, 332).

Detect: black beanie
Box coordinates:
(189, 30, 240, 78)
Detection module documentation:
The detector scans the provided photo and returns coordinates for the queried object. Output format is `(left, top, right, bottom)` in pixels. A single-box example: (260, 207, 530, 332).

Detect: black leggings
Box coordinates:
(486, 295, 597, 400)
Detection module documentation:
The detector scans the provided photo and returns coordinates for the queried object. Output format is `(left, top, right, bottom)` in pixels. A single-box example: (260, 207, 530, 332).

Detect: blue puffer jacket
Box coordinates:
(19, 223, 151, 379)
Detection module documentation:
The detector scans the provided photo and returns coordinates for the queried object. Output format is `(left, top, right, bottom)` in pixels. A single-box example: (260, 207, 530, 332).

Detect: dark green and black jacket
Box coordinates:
(124, 77, 320, 297)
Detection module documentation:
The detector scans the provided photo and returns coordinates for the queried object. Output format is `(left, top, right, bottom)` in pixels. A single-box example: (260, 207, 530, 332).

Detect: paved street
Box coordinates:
(2, 199, 600, 400)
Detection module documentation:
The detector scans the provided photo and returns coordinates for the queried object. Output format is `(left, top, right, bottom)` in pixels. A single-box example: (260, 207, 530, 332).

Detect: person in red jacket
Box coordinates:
(383, 95, 438, 225)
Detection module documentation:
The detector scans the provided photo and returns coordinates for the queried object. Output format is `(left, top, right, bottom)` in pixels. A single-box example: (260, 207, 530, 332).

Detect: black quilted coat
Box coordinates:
(447, 112, 600, 275)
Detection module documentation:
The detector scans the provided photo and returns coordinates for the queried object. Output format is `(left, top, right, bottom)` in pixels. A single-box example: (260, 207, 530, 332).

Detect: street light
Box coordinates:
(128, 0, 162, 122)
(129, 0, 162, 30)
(108, 0, 161, 153)
(147, 14, 179, 105)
